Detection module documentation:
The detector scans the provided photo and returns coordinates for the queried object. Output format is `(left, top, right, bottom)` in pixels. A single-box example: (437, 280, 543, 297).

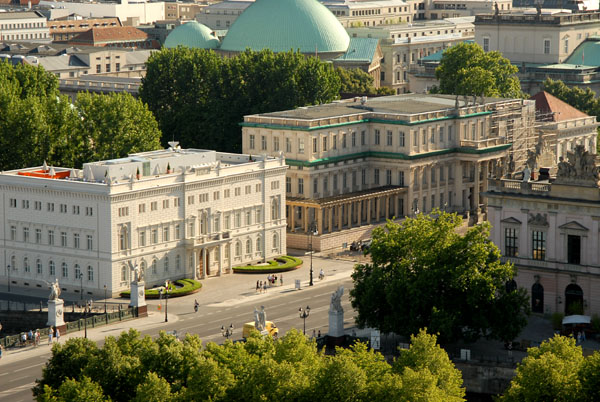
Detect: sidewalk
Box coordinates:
(0, 311, 180, 365)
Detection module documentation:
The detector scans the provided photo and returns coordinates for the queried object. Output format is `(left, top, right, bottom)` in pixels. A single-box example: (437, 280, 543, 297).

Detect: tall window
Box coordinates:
(386, 169, 392, 185)
(62, 262, 68, 277)
(483, 37, 489, 52)
(246, 239, 252, 254)
(312, 137, 318, 153)
(256, 237, 262, 252)
(261, 136, 267, 150)
(532, 231, 546, 260)
(121, 265, 127, 282)
(361, 131, 366, 145)
(298, 178, 304, 195)
(399, 131, 405, 147)
(75, 264, 81, 279)
(49, 260, 55, 276)
(374, 169, 380, 185)
(567, 235, 581, 265)
(164, 257, 169, 272)
(24, 257, 30, 273)
(352, 132, 356, 147)
(88, 265, 94, 281)
(152, 259, 158, 275)
(74, 233, 80, 249)
(87, 235, 93, 250)
(61, 231, 67, 247)
(23, 227, 29, 242)
(563, 37, 569, 54)
(235, 241, 241, 257)
(544, 39, 550, 54)
(375, 129, 381, 145)
(35, 229, 42, 244)
(387, 130, 393, 146)
(286, 138, 292, 152)
(36, 259, 42, 274)
(249, 134, 255, 149)
(505, 228, 518, 257)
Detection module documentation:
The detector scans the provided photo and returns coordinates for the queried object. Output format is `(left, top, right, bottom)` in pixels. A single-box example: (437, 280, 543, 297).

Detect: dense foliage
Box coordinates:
(140, 48, 342, 153)
(501, 335, 600, 402)
(350, 210, 529, 343)
(434, 42, 521, 98)
(34, 328, 465, 401)
(0, 61, 161, 170)
(336, 67, 395, 95)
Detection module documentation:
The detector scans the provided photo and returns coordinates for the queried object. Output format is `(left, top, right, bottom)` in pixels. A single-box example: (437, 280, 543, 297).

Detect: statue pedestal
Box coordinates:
(129, 281, 147, 317)
(47, 299, 65, 328)
(328, 310, 344, 338)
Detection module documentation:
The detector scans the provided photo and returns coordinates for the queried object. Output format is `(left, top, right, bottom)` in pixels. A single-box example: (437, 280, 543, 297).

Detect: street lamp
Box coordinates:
(221, 323, 234, 340)
(84, 299, 91, 338)
(103, 285, 108, 324)
(299, 306, 310, 335)
(307, 222, 318, 287)
(163, 280, 170, 323)
(6, 264, 10, 292)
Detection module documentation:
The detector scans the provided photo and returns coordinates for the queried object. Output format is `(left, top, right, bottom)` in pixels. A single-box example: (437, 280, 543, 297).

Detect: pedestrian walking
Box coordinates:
(582, 330, 587, 342)
(577, 331, 582, 344)
(312, 329, 316, 338)
(317, 330, 321, 337)
(55, 328, 60, 343)
(263, 281, 267, 293)
(35, 329, 40, 347)
(48, 327, 53, 345)
(280, 274, 283, 286)
(256, 280, 260, 293)
(259, 281, 263, 293)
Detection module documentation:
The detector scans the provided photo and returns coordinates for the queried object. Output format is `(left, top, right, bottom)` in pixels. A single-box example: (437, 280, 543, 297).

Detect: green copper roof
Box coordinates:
(565, 36, 600, 67)
(164, 21, 220, 49)
(220, 0, 350, 53)
(335, 38, 378, 62)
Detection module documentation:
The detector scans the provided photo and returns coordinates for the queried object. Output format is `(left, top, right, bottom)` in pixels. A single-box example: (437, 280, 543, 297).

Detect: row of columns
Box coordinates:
(287, 193, 403, 234)
(189, 245, 229, 279)
(407, 158, 503, 215)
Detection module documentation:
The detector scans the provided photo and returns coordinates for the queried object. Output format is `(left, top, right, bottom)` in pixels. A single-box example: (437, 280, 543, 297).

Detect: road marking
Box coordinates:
(13, 362, 45, 373)
(0, 382, 35, 397)
(9, 376, 30, 383)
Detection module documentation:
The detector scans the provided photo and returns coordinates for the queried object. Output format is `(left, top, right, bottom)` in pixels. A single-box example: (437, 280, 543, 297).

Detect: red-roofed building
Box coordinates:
(68, 26, 159, 49)
(529, 91, 598, 171)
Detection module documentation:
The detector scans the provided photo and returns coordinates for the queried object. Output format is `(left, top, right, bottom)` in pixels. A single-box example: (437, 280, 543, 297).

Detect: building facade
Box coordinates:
(485, 146, 600, 317)
(48, 17, 122, 42)
(347, 17, 474, 93)
(242, 94, 535, 251)
(0, 147, 287, 297)
(0, 11, 50, 42)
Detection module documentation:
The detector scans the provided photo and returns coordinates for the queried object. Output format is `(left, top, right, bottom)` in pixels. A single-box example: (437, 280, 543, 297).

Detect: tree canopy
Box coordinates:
(336, 67, 395, 96)
(543, 78, 600, 118)
(501, 335, 600, 402)
(434, 42, 521, 98)
(34, 328, 465, 402)
(140, 48, 343, 153)
(350, 210, 529, 343)
(0, 60, 161, 170)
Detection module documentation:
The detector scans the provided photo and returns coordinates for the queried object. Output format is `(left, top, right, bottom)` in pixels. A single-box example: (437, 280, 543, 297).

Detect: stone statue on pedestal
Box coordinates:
(328, 286, 345, 338)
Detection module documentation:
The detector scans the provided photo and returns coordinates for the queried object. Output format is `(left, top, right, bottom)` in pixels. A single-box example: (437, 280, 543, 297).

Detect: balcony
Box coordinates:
(460, 137, 507, 149)
(487, 179, 550, 194)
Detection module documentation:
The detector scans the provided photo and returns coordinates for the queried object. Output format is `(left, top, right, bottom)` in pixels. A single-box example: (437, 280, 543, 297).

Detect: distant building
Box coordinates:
(67, 26, 159, 49)
(0, 146, 287, 297)
(484, 145, 600, 317)
(0, 11, 50, 42)
(164, 1, 206, 21)
(196, 0, 253, 30)
(426, 0, 512, 19)
(241, 94, 536, 251)
(47, 16, 122, 43)
(320, 0, 414, 27)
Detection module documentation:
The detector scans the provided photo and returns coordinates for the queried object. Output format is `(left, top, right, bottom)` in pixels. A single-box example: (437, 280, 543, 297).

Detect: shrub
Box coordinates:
(233, 256, 303, 273)
(119, 279, 201, 299)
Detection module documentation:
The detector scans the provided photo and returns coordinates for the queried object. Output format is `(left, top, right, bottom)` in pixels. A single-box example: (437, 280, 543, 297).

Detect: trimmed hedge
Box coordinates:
(233, 256, 303, 274)
(119, 279, 202, 299)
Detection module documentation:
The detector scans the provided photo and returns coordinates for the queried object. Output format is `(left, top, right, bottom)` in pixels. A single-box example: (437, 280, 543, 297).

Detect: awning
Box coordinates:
(562, 315, 591, 325)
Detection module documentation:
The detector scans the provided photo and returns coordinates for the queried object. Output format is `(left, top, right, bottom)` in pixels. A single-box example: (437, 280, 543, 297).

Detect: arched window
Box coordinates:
(49, 260, 55, 276)
(121, 265, 127, 282)
(152, 259, 158, 275)
(225, 244, 230, 259)
(256, 237, 262, 252)
(271, 198, 279, 220)
(75, 264, 81, 279)
(565, 283, 584, 315)
(87, 265, 94, 281)
(164, 256, 169, 272)
(10, 255, 16, 271)
(36, 259, 42, 274)
(272, 232, 279, 251)
(24, 257, 30, 273)
(176, 255, 181, 271)
(531, 283, 544, 313)
(235, 241, 242, 257)
(62, 262, 68, 278)
(246, 239, 252, 254)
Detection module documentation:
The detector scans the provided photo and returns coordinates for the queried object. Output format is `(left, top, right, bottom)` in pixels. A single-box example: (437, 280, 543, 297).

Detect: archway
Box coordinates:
(531, 283, 544, 313)
(565, 284, 584, 315)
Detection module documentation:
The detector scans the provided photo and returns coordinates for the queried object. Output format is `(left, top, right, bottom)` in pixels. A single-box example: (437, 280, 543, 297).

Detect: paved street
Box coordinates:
(0, 256, 361, 402)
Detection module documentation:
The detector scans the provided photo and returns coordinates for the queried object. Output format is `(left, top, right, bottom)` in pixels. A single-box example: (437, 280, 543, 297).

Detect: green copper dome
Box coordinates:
(164, 21, 219, 49)
(220, 0, 349, 54)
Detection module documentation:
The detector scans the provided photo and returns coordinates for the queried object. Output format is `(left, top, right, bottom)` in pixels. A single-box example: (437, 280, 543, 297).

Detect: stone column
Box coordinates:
(347, 202, 352, 228)
(338, 204, 343, 230)
(303, 206, 309, 232)
(357, 200, 362, 227)
(317, 207, 323, 235)
(454, 161, 463, 211)
(367, 199, 372, 224)
(328, 207, 333, 233)
(129, 281, 148, 317)
(473, 161, 480, 212)
(191, 250, 197, 280)
(385, 196, 390, 219)
(218, 245, 223, 276)
(201, 248, 207, 279)
(375, 196, 381, 222)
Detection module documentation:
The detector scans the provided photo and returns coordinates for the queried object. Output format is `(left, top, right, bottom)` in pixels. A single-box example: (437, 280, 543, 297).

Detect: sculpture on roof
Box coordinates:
(48, 279, 61, 300)
(330, 286, 344, 313)
(556, 145, 599, 186)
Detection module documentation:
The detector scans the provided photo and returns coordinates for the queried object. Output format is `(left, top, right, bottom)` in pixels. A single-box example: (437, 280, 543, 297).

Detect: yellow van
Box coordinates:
(242, 321, 279, 339)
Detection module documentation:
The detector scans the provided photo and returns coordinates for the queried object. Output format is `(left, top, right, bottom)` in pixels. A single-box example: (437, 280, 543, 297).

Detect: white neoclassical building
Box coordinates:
(0, 146, 287, 297)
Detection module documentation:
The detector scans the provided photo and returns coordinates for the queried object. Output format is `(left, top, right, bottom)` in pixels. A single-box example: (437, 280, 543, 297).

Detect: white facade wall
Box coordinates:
(39, 1, 166, 25)
(0, 148, 287, 297)
(0, 12, 50, 42)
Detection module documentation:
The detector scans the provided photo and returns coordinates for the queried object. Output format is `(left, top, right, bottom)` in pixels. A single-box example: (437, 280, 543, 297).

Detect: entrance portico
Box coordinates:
(188, 235, 232, 279)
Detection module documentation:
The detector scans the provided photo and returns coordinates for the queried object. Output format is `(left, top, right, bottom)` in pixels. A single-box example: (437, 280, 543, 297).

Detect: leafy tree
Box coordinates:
(501, 335, 584, 401)
(140, 48, 341, 153)
(335, 67, 395, 95)
(35, 328, 465, 402)
(350, 210, 529, 343)
(435, 42, 521, 98)
(542, 78, 600, 117)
